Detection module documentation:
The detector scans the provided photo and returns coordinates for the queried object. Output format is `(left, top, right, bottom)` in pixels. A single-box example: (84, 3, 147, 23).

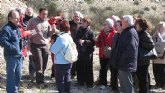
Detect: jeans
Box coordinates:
(55, 64, 72, 93)
(118, 70, 134, 93)
(5, 56, 22, 93)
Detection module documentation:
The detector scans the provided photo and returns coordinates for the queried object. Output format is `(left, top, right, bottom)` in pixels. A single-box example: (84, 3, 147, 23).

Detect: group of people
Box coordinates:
(0, 6, 165, 93)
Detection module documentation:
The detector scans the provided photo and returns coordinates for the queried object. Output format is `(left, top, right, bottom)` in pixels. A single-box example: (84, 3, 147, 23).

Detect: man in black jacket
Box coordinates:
(69, 11, 83, 79)
(114, 15, 139, 93)
(23, 7, 34, 27)
(23, 7, 35, 82)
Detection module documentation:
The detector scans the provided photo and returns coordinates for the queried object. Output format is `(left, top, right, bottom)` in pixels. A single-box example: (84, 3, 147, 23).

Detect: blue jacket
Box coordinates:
(51, 32, 72, 64)
(0, 22, 22, 57)
(115, 26, 139, 72)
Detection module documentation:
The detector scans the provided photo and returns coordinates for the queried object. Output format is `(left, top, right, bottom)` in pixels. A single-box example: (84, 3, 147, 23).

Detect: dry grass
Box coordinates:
(1, 0, 165, 93)
(0, 47, 165, 93)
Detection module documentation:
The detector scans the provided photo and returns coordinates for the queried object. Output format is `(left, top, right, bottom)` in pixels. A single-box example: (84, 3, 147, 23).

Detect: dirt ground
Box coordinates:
(0, 48, 165, 93)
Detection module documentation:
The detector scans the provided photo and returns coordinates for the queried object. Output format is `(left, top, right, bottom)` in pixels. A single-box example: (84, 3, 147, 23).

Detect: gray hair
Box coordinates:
(74, 11, 84, 19)
(123, 15, 134, 26)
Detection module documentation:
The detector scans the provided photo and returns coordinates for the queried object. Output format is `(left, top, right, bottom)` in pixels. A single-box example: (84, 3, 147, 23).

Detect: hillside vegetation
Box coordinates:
(1, 0, 165, 31)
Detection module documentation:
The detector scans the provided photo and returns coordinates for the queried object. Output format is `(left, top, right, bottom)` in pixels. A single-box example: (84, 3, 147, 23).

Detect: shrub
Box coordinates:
(0, 15, 6, 29)
(89, 6, 98, 13)
(139, 10, 144, 15)
(133, 1, 140, 5)
(144, 7, 150, 11)
(105, 6, 113, 11)
(151, 6, 157, 11)
(84, 0, 93, 4)
(47, 3, 62, 17)
(132, 10, 140, 14)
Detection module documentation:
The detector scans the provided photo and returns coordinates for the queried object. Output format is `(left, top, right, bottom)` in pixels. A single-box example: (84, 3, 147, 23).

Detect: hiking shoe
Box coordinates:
(100, 85, 106, 90)
(29, 73, 35, 82)
(36, 83, 48, 89)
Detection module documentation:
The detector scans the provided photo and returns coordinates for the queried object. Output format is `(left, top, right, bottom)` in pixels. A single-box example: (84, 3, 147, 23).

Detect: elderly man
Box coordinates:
(113, 15, 139, 93)
(23, 7, 34, 27)
(69, 11, 83, 79)
(23, 7, 36, 81)
(27, 8, 53, 85)
(0, 10, 22, 93)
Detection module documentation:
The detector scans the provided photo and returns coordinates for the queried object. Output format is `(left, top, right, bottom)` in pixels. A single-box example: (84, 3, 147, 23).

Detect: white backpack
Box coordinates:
(63, 39, 78, 63)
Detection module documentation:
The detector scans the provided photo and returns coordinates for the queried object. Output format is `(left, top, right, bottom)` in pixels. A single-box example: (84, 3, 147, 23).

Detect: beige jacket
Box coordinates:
(153, 32, 165, 64)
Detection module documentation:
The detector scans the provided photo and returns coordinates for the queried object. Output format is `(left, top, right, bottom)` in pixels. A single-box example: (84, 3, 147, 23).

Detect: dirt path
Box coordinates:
(0, 47, 165, 93)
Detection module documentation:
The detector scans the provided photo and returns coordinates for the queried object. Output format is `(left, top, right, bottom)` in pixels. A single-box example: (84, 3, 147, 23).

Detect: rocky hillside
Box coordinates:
(1, 0, 27, 15)
(0, 0, 165, 93)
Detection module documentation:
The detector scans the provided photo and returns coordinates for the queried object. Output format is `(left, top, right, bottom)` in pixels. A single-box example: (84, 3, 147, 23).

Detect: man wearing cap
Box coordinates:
(113, 15, 139, 93)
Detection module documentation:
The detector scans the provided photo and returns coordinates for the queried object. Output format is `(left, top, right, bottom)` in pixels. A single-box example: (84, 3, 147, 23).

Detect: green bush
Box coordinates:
(144, 7, 150, 11)
(84, 0, 93, 4)
(151, 6, 157, 11)
(133, 1, 140, 5)
(132, 10, 140, 14)
(47, 3, 62, 17)
(105, 6, 113, 11)
(0, 15, 6, 29)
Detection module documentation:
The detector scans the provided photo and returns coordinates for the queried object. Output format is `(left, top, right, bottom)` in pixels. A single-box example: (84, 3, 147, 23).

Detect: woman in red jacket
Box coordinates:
(94, 18, 116, 89)
(16, 8, 35, 58)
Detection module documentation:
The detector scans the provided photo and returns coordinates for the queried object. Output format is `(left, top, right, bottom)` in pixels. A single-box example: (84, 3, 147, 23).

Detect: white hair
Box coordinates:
(159, 21, 165, 28)
(123, 15, 134, 26)
(111, 15, 120, 22)
(105, 18, 114, 28)
(74, 11, 84, 19)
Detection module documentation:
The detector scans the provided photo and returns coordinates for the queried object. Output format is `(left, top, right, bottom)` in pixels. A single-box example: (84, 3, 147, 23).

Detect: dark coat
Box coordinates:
(110, 33, 120, 67)
(69, 20, 78, 38)
(0, 22, 22, 57)
(114, 26, 139, 72)
(74, 27, 95, 55)
(23, 14, 33, 27)
(137, 29, 154, 65)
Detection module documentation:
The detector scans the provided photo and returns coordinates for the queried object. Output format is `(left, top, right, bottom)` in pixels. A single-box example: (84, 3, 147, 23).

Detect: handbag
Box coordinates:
(61, 39, 78, 63)
(103, 34, 111, 58)
(104, 46, 111, 58)
(138, 47, 157, 60)
(154, 42, 165, 58)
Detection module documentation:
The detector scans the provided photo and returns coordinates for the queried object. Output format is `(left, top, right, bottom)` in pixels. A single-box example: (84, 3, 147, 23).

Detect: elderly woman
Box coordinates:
(152, 21, 165, 89)
(51, 20, 72, 93)
(135, 18, 154, 93)
(94, 18, 116, 89)
(74, 17, 95, 88)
